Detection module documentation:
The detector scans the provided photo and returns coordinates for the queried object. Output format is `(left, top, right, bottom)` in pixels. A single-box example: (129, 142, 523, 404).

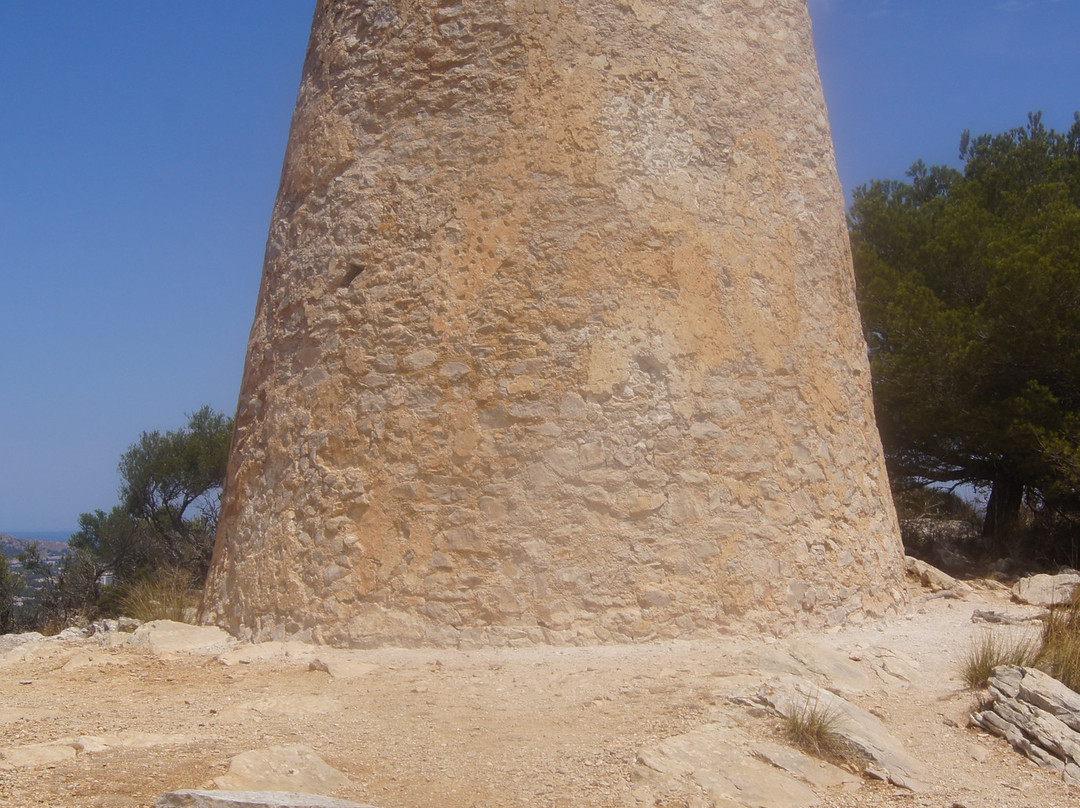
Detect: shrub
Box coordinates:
(0, 553, 20, 633)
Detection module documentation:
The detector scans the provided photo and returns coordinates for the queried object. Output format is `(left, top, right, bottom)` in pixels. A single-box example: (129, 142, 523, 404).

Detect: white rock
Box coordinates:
(1011, 573, 1080, 607)
(155, 790, 375, 808)
(751, 740, 859, 789)
(0, 741, 76, 769)
(56, 626, 88, 641)
(743, 639, 874, 696)
(125, 621, 234, 655)
(212, 745, 353, 794)
(905, 556, 973, 595)
(0, 631, 45, 657)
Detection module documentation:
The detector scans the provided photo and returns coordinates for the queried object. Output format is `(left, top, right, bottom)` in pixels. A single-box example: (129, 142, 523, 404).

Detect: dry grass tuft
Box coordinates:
(783, 694, 852, 762)
(1035, 586, 1080, 692)
(959, 630, 1038, 690)
(119, 568, 199, 623)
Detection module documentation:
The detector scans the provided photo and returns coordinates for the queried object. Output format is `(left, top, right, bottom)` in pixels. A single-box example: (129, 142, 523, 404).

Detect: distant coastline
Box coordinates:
(3, 530, 73, 544)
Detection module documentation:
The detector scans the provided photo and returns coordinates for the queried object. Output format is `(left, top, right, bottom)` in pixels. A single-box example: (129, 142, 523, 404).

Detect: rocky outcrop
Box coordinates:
(202, 0, 906, 647)
(633, 719, 855, 808)
(756, 679, 930, 791)
(1, 731, 188, 771)
(970, 665, 1080, 786)
(906, 556, 972, 597)
(1011, 573, 1080, 607)
(632, 639, 930, 806)
(0, 631, 45, 656)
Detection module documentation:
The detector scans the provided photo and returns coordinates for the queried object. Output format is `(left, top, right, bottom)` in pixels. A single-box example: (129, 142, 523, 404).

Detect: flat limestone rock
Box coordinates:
(73, 731, 188, 752)
(217, 641, 321, 667)
(0, 729, 188, 769)
(126, 621, 234, 656)
(1011, 573, 1080, 607)
(750, 740, 859, 789)
(0, 741, 76, 769)
(0, 644, 33, 668)
(739, 639, 874, 697)
(307, 652, 377, 679)
(212, 745, 353, 794)
(155, 791, 375, 808)
(227, 693, 340, 720)
(756, 677, 930, 792)
(635, 722, 821, 808)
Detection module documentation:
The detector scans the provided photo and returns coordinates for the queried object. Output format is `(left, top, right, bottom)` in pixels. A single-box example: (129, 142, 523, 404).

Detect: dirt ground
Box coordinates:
(0, 578, 1076, 808)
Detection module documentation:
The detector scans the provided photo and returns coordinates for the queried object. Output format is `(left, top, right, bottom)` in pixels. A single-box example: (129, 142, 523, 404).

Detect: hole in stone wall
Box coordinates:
(635, 354, 667, 381)
(340, 263, 366, 288)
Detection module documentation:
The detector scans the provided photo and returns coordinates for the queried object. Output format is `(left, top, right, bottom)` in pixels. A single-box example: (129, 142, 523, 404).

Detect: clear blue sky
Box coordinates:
(1, 1, 1077, 536)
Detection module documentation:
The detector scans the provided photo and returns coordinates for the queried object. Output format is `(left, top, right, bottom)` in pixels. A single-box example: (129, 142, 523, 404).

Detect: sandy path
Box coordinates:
(0, 579, 1075, 808)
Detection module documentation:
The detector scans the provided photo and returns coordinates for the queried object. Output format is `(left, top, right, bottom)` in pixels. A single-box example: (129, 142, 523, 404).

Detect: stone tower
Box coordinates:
(202, 0, 907, 647)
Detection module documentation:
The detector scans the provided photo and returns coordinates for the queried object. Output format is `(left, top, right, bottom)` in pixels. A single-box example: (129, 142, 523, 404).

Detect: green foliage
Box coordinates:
(850, 112, 1080, 555)
(5, 406, 232, 635)
(70, 507, 156, 584)
(118, 405, 233, 577)
(16, 542, 101, 631)
(959, 630, 1038, 690)
(0, 553, 21, 633)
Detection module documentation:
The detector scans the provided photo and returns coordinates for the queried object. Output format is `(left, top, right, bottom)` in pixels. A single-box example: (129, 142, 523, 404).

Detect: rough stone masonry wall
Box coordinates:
(201, 0, 907, 647)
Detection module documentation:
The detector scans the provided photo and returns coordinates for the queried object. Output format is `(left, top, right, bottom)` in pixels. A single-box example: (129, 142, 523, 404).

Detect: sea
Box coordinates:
(4, 530, 73, 544)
